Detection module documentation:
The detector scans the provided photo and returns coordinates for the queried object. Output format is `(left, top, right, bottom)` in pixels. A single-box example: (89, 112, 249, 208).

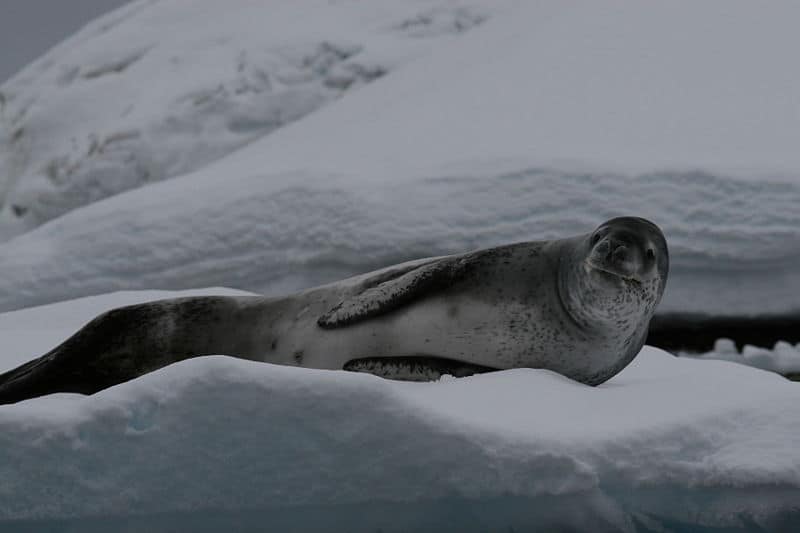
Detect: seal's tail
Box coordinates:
(0, 312, 145, 405)
(0, 296, 252, 405)
(0, 353, 66, 405)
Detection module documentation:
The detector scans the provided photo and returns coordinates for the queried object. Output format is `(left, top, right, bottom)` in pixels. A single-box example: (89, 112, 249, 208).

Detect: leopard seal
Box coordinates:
(0, 217, 668, 404)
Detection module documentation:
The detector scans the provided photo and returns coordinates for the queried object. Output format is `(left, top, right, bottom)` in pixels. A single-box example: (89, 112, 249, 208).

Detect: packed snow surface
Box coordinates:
(0, 290, 799, 531)
(0, 0, 799, 316)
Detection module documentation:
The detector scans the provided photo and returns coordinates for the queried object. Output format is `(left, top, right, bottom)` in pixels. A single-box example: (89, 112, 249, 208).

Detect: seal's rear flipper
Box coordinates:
(0, 351, 101, 405)
(0, 296, 247, 405)
(0, 355, 55, 404)
(0, 311, 149, 405)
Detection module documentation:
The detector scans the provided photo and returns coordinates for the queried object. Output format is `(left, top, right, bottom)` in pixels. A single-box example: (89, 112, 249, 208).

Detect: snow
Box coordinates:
(236, 0, 800, 180)
(0, 0, 512, 240)
(0, 0, 799, 317)
(1, 290, 799, 531)
(1, 2, 797, 529)
(683, 338, 800, 377)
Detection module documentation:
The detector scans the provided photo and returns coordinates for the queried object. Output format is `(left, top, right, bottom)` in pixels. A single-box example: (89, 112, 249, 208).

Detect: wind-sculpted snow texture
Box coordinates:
(0, 0, 507, 240)
(0, 169, 797, 316)
(0, 290, 799, 532)
(0, 1, 799, 317)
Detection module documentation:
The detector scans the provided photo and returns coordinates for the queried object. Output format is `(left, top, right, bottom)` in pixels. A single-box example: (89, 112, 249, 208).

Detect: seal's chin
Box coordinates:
(585, 261, 642, 285)
(343, 356, 497, 381)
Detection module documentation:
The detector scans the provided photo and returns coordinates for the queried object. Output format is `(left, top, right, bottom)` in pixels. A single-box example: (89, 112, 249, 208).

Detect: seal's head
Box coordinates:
(586, 217, 668, 287)
(559, 217, 669, 331)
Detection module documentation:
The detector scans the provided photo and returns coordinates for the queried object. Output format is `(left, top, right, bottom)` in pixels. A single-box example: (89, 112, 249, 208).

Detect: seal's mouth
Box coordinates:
(343, 356, 498, 381)
(586, 261, 642, 285)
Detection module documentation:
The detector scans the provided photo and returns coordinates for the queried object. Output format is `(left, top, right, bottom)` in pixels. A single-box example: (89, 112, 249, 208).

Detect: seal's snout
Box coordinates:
(611, 244, 628, 263)
(584, 216, 668, 290)
(588, 230, 647, 281)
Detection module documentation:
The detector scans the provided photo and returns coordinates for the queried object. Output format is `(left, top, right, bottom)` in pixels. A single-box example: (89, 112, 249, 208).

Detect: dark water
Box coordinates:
(647, 313, 800, 353)
(3, 488, 799, 533)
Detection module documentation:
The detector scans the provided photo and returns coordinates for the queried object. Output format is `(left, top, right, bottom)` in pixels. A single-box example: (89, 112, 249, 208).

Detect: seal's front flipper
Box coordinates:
(317, 255, 472, 329)
(343, 356, 497, 381)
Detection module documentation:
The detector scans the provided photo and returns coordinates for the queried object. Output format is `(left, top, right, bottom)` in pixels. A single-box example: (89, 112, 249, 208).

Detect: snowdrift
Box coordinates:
(0, 0, 510, 240)
(0, 0, 798, 317)
(1, 290, 799, 531)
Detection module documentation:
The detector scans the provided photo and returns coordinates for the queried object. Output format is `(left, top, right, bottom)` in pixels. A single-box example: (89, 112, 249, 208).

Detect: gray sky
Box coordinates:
(0, 0, 132, 83)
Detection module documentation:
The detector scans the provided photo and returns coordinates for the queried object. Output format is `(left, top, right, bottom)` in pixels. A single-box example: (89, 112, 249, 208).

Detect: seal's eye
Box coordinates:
(646, 248, 655, 260)
(590, 226, 610, 246)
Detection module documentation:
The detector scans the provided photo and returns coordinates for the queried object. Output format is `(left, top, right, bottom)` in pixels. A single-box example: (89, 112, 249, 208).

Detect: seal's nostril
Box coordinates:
(612, 245, 628, 262)
(646, 248, 655, 260)
(595, 239, 610, 255)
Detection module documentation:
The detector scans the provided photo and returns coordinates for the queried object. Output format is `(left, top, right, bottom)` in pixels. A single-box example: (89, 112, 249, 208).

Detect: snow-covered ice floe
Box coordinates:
(683, 338, 800, 377)
(1, 290, 799, 532)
